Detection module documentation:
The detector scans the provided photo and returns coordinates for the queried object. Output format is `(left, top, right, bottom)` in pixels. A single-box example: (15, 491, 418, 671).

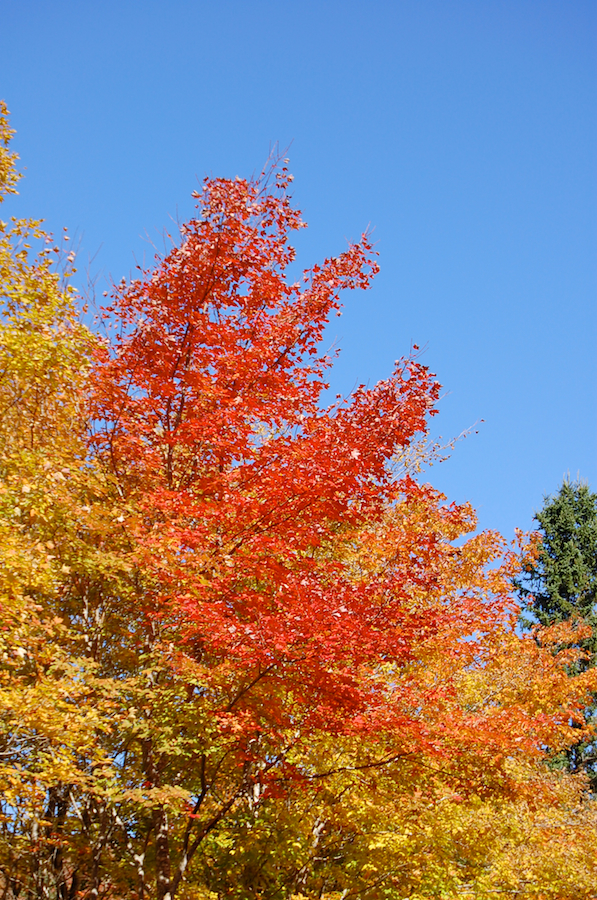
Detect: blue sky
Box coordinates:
(2, 0, 595, 538)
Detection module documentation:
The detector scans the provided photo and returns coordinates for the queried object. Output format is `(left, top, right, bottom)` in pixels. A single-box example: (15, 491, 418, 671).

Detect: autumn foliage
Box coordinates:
(1, 105, 596, 899)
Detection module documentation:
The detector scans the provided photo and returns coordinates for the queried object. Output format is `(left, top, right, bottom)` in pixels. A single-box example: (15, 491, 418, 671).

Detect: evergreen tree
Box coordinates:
(518, 479, 597, 785)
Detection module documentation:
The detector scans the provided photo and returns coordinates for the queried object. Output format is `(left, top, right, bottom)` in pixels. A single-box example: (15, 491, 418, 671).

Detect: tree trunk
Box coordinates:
(153, 806, 172, 900)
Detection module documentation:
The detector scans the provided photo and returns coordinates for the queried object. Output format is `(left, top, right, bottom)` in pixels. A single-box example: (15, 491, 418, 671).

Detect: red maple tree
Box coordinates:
(91, 162, 444, 728)
(83, 161, 593, 897)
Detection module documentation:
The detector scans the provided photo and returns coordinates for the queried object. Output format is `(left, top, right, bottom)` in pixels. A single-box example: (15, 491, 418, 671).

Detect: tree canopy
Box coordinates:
(1, 104, 596, 899)
(519, 479, 597, 637)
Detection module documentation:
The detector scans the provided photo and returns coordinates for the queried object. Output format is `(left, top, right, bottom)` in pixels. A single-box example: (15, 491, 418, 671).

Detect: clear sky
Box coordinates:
(2, 0, 595, 538)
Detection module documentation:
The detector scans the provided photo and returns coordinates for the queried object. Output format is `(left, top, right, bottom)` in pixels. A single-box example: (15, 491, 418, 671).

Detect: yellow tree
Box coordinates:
(0, 101, 131, 899)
